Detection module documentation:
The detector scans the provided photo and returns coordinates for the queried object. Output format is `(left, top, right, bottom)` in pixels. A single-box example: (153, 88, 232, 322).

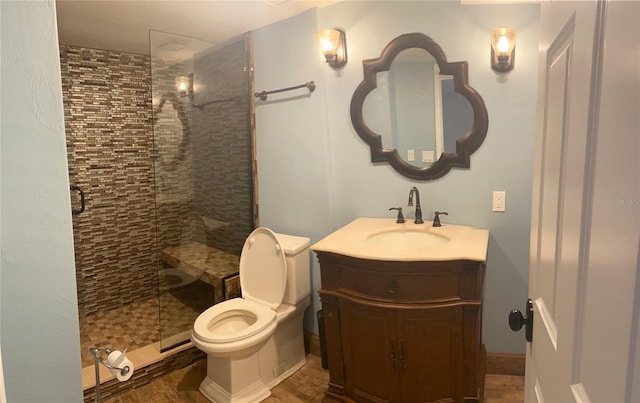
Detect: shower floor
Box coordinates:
(79, 280, 213, 368)
(79, 297, 160, 367)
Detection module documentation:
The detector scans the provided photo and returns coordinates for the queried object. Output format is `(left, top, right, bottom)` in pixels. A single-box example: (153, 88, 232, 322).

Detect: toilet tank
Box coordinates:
(273, 232, 311, 305)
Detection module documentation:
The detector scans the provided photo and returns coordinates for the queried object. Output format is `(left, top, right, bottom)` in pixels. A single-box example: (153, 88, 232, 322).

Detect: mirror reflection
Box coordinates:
(362, 48, 474, 167)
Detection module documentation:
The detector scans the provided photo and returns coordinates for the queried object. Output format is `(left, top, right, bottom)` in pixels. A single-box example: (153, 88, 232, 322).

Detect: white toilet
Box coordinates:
(190, 227, 311, 403)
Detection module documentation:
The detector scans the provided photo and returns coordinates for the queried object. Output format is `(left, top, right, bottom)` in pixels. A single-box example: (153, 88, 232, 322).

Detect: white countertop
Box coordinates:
(311, 217, 489, 262)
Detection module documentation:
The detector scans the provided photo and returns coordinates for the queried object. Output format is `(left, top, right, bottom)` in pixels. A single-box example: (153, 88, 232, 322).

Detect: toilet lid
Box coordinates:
(240, 227, 286, 310)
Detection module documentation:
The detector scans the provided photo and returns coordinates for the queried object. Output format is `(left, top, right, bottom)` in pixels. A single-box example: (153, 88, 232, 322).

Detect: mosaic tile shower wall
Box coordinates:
(191, 37, 254, 256)
(60, 36, 254, 363)
(149, 36, 253, 256)
(150, 56, 198, 252)
(60, 46, 158, 317)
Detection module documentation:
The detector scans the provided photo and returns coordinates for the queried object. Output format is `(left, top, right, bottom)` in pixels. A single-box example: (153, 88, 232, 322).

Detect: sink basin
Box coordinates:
(366, 229, 449, 251)
(311, 217, 489, 261)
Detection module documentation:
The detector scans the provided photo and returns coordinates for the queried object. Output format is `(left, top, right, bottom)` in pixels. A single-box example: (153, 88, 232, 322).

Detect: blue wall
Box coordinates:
(1, 1, 83, 401)
(254, 1, 540, 354)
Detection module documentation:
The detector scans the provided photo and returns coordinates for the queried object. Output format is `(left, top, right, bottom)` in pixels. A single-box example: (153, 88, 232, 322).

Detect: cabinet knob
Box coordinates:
(387, 281, 398, 294)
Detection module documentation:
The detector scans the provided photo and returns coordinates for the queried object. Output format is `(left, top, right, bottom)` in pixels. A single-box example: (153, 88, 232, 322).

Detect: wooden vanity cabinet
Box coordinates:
(317, 252, 486, 403)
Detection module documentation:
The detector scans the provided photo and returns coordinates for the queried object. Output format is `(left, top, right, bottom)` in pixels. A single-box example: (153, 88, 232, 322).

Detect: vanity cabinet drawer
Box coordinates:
(338, 264, 464, 302)
(318, 255, 484, 303)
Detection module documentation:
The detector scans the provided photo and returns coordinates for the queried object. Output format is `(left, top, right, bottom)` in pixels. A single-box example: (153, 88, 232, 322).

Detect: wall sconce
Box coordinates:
(490, 28, 516, 73)
(318, 28, 347, 69)
(175, 75, 192, 99)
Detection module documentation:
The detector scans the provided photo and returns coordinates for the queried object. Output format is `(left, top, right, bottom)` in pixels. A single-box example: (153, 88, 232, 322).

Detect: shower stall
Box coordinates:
(62, 30, 255, 376)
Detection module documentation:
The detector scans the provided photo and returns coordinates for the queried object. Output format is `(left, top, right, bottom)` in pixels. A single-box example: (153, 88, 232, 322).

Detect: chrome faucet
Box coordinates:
(408, 187, 424, 224)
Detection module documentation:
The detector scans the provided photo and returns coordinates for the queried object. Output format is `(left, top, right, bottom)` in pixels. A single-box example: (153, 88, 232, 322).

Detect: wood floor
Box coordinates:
(107, 354, 524, 402)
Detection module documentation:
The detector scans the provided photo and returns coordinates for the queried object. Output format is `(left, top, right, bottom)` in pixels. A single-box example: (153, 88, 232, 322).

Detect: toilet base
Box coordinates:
(199, 353, 271, 403)
(258, 307, 308, 389)
(264, 357, 306, 390)
(199, 377, 270, 403)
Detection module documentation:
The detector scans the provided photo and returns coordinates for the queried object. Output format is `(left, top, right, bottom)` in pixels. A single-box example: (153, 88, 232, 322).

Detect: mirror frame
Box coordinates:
(350, 33, 489, 180)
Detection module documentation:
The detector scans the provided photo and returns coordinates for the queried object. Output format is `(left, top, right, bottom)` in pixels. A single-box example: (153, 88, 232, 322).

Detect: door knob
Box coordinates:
(509, 298, 533, 342)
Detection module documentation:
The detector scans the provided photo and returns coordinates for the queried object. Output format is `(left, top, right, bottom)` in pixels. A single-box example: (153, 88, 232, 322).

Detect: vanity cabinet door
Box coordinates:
(399, 306, 464, 403)
(339, 300, 466, 403)
(339, 298, 398, 403)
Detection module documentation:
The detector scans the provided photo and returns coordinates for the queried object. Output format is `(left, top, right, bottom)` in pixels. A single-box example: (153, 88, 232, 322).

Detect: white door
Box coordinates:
(523, 0, 640, 402)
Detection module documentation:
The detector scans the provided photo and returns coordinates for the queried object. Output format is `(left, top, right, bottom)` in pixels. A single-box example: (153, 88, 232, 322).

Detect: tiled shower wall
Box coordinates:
(191, 37, 254, 255)
(59, 39, 254, 318)
(150, 56, 199, 253)
(147, 36, 254, 257)
(60, 46, 158, 317)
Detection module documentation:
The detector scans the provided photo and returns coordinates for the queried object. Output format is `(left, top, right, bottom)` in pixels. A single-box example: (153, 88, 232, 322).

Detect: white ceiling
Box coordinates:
(55, 0, 336, 56)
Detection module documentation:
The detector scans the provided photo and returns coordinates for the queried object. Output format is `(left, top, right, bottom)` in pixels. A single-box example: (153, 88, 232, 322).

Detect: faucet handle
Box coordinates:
(389, 207, 405, 223)
(433, 211, 448, 227)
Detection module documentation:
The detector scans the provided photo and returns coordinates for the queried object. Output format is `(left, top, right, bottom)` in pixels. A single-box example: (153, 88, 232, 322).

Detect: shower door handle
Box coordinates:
(70, 185, 85, 215)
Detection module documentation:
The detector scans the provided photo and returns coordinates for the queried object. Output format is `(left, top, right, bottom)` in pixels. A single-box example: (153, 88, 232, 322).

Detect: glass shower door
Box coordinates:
(149, 31, 254, 351)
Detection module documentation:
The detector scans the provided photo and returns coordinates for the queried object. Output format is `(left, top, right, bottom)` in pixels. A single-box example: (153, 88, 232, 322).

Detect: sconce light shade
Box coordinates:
(318, 28, 347, 69)
(490, 28, 516, 72)
(175, 75, 191, 97)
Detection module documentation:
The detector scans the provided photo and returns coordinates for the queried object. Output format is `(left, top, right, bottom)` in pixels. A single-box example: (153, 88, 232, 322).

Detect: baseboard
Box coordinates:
(486, 352, 525, 376)
(306, 331, 524, 377)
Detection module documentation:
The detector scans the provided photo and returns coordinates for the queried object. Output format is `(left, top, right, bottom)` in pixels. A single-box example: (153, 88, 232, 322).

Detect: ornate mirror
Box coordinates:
(350, 33, 488, 180)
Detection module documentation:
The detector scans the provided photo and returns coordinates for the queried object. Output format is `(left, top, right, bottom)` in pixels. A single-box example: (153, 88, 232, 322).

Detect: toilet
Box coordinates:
(190, 227, 311, 403)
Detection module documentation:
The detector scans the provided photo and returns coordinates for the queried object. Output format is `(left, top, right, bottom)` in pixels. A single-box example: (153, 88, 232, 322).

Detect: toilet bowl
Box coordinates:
(191, 227, 311, 403)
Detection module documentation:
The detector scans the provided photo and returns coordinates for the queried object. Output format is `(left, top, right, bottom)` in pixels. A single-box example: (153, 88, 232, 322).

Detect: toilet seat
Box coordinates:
(193, 298, 276, 343)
